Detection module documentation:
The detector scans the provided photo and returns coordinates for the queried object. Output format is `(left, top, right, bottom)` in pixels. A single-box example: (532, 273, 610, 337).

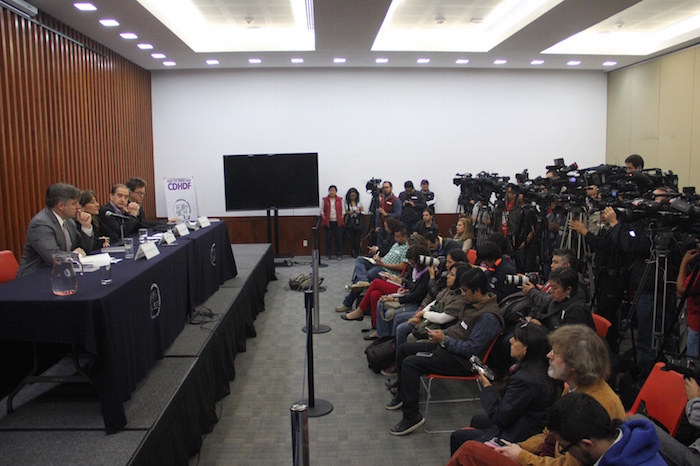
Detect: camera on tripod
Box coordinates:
(417, 255, 445, 268)
(662, 353, 700, 379)
(504, 272, 539, 286)
(366, 178, 382, 194)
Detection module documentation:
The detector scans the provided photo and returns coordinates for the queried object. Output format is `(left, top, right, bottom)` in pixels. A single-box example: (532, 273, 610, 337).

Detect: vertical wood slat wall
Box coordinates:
(0, 9, 154, 261)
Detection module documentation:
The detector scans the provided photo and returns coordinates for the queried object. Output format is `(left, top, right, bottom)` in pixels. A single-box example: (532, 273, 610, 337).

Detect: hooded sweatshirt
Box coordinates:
(598, 418, 667, 466)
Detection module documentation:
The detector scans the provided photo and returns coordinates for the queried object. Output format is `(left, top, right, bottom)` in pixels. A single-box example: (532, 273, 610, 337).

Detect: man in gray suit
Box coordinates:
(17, 183, 95, 277)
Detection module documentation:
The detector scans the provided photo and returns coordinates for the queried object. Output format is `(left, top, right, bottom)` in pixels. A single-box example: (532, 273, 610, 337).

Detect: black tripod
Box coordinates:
(559, 204, 596, 300)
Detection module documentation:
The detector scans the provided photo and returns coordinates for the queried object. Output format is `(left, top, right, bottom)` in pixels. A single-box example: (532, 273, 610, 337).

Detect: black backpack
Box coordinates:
(364, 336, 396, 373)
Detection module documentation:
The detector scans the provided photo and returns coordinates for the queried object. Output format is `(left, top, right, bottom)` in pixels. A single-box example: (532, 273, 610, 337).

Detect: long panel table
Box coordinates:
(0, 221, 236, 433)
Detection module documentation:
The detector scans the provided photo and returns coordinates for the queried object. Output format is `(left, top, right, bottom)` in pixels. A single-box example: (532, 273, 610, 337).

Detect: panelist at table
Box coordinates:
(98, 183, 141, 242)
(126, 176, 171, 228)
(16, 182, 94, 277)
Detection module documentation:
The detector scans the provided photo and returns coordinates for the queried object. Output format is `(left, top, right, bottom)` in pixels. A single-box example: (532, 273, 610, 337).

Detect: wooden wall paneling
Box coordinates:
(630, 60, 661, 166)
(1, 10, 154, 261)
(658, 49, 694, 188)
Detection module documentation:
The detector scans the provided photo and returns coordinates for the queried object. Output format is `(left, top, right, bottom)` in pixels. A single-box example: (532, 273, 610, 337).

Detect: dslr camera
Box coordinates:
(417, 255, 445, 268)
(504, 272, 540, 286)
(469, 355, 495, 381)
(663, 353, 700, 379)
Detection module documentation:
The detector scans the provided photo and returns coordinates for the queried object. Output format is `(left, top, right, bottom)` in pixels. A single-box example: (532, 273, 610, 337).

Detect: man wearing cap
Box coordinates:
(420, 179, 436, 208)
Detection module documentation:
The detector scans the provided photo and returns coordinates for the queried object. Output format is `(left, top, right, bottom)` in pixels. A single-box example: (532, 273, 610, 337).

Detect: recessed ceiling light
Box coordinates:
(531, 60, 544, 65)
(120, 33, 138, 40)
(470, 18, 482, 24)
(567, 60, 581, 66)
(163, 61, 176, 66)
(435, 17, 445, 25)
(73, 3, 96, 11)
(99, 19, 119, 27)
(455, 59, 469, 64)
(249, 58, 262, 64)
(137, 43, 153, 50)
(151, 53, 166, 59)
(375, 58, 389, 64)
(602, 61, 617, 67)
(333, 58, 346, 63)
(417, 58, 430, 64)
(206, 59, 219, 65)
(291, 58, 304, 64)
(494, 59, 507, 65)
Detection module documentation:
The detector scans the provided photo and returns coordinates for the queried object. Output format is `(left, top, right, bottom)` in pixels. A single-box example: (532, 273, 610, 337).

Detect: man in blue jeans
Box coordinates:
(335, 227, 409, 313)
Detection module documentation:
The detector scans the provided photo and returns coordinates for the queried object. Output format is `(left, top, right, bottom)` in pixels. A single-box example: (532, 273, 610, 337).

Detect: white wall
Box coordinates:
(151, 67, 608, 217)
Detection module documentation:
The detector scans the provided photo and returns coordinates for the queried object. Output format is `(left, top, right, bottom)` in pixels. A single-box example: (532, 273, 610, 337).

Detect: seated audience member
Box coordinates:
(414, 208, 439, 238)
(522, 248, 590, 309)
(385, 268, 503, 436)
(125, 176, 166, 227)
(424, 230, 461, 258)
(525, 267, 594, 332)
(548, 392, 666, 466)
(373, 245, 431, 337)
(454, 216, 475, 253)
(425, 249, 469, 302)
(335, 227, 409, 313)
(477, 241, 518, 302)
(487, 232, 515, 266)
(399, 181, 426, 234)
(367, 217, 399, 258)
(450, 323, 558, 454)
(395, 262, 471, 351)
(17, 183, 95, 277)
(677, 247, 700, 357)
(448, 324, 626, 466)
(341, 245, 429, 327)
(420, 179, 436, 207)
(99, 183, 141, 242)
(79, 190, 110, 250)
(629, 376, 700, 465)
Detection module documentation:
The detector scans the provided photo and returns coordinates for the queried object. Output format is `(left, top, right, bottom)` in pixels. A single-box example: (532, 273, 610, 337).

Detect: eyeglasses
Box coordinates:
(558, 440, 578, 455)
(133, 191, 146, 197)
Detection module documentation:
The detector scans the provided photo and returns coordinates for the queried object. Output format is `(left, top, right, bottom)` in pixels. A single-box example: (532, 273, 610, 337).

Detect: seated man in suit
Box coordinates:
(17, 183, 94, 277)
(99, 183, 141, 242)
(125, 176, 173, 228)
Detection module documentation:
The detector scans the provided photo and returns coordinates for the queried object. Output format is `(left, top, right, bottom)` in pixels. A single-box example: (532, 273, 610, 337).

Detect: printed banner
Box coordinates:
(164, 177, 198, 222)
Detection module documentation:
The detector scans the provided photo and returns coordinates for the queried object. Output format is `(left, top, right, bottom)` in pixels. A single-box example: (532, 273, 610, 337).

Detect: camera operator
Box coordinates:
(522, 248, 590, 311)
(477, 240, 518, 303)
(600, 189, 679, 376)
(677, 246, 700, 357)
(399, 180, 427, 234)
(625, 154, 644, 173)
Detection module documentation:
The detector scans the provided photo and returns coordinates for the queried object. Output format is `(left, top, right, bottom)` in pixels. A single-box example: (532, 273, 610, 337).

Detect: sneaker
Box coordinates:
(351, 280, 371, 291)
(344, 284, 351, 290)
(385, 397, 403, 411)
(337, 256, 342, 261)
(380, 364, 396, 376)
(389, 416, 425, 436)
(335, 304, 352, 312)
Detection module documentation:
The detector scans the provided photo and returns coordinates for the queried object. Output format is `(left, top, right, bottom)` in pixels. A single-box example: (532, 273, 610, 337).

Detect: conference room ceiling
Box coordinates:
(20, 0, 700, 71)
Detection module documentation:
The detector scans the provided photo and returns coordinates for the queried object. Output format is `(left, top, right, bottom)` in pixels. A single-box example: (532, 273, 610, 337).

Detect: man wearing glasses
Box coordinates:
(547, 392, 665, 466)
(448, 325, 626, 466)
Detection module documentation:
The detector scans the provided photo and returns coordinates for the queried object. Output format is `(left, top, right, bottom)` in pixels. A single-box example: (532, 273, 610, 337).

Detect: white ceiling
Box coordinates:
(15, 0, 700, 71)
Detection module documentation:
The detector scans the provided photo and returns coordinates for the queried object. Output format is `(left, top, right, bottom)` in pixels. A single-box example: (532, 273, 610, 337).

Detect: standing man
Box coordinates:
(373, 181, 402, 248)
(420, 179, 436, 208)
(99, 184, 141, 242)
(625, 154, 644, 173)
(399, 181, 426, 233)
(17, 183, 94, 277)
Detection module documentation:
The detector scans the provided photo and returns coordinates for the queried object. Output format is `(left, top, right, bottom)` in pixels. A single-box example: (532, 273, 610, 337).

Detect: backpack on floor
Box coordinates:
(288, 273, 323, 291)
(365, 336, 396, 374)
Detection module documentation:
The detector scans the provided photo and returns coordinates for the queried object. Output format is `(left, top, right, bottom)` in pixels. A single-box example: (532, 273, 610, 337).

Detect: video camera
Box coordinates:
(366, 178, 382, 195)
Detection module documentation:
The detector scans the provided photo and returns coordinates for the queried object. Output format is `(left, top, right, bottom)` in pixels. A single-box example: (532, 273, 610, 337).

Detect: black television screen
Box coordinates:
(223, 153, 320, 211)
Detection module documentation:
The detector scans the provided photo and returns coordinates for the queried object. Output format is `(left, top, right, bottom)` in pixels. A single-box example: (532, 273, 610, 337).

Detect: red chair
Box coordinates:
(626, 362, 687, 437)
(420, 334, 500, 433)
(0, 250, 19, 284)
(592, 313, 612, 338)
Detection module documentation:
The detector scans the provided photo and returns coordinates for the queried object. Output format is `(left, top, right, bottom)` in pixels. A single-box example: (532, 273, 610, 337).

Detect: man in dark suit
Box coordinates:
(98, 183, 141, 242)
(17, 183, 95, 277)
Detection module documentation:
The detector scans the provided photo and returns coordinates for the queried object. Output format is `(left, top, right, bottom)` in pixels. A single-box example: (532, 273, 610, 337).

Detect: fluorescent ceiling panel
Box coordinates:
(543, 0, 700, 56)
(137, 0, 315, 52)
(372, 0, 564, 52)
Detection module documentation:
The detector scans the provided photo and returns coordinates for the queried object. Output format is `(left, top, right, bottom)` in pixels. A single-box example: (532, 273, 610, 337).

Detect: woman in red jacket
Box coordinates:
(320, 185, 346, 260)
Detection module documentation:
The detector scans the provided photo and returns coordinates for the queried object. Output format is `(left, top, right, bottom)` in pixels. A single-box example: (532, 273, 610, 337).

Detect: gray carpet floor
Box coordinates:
(190, 255, 484, 466)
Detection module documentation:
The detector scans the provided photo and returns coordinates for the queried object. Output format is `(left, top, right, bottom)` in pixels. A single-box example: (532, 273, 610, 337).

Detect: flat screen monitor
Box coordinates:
(223, 153, 320, 211)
